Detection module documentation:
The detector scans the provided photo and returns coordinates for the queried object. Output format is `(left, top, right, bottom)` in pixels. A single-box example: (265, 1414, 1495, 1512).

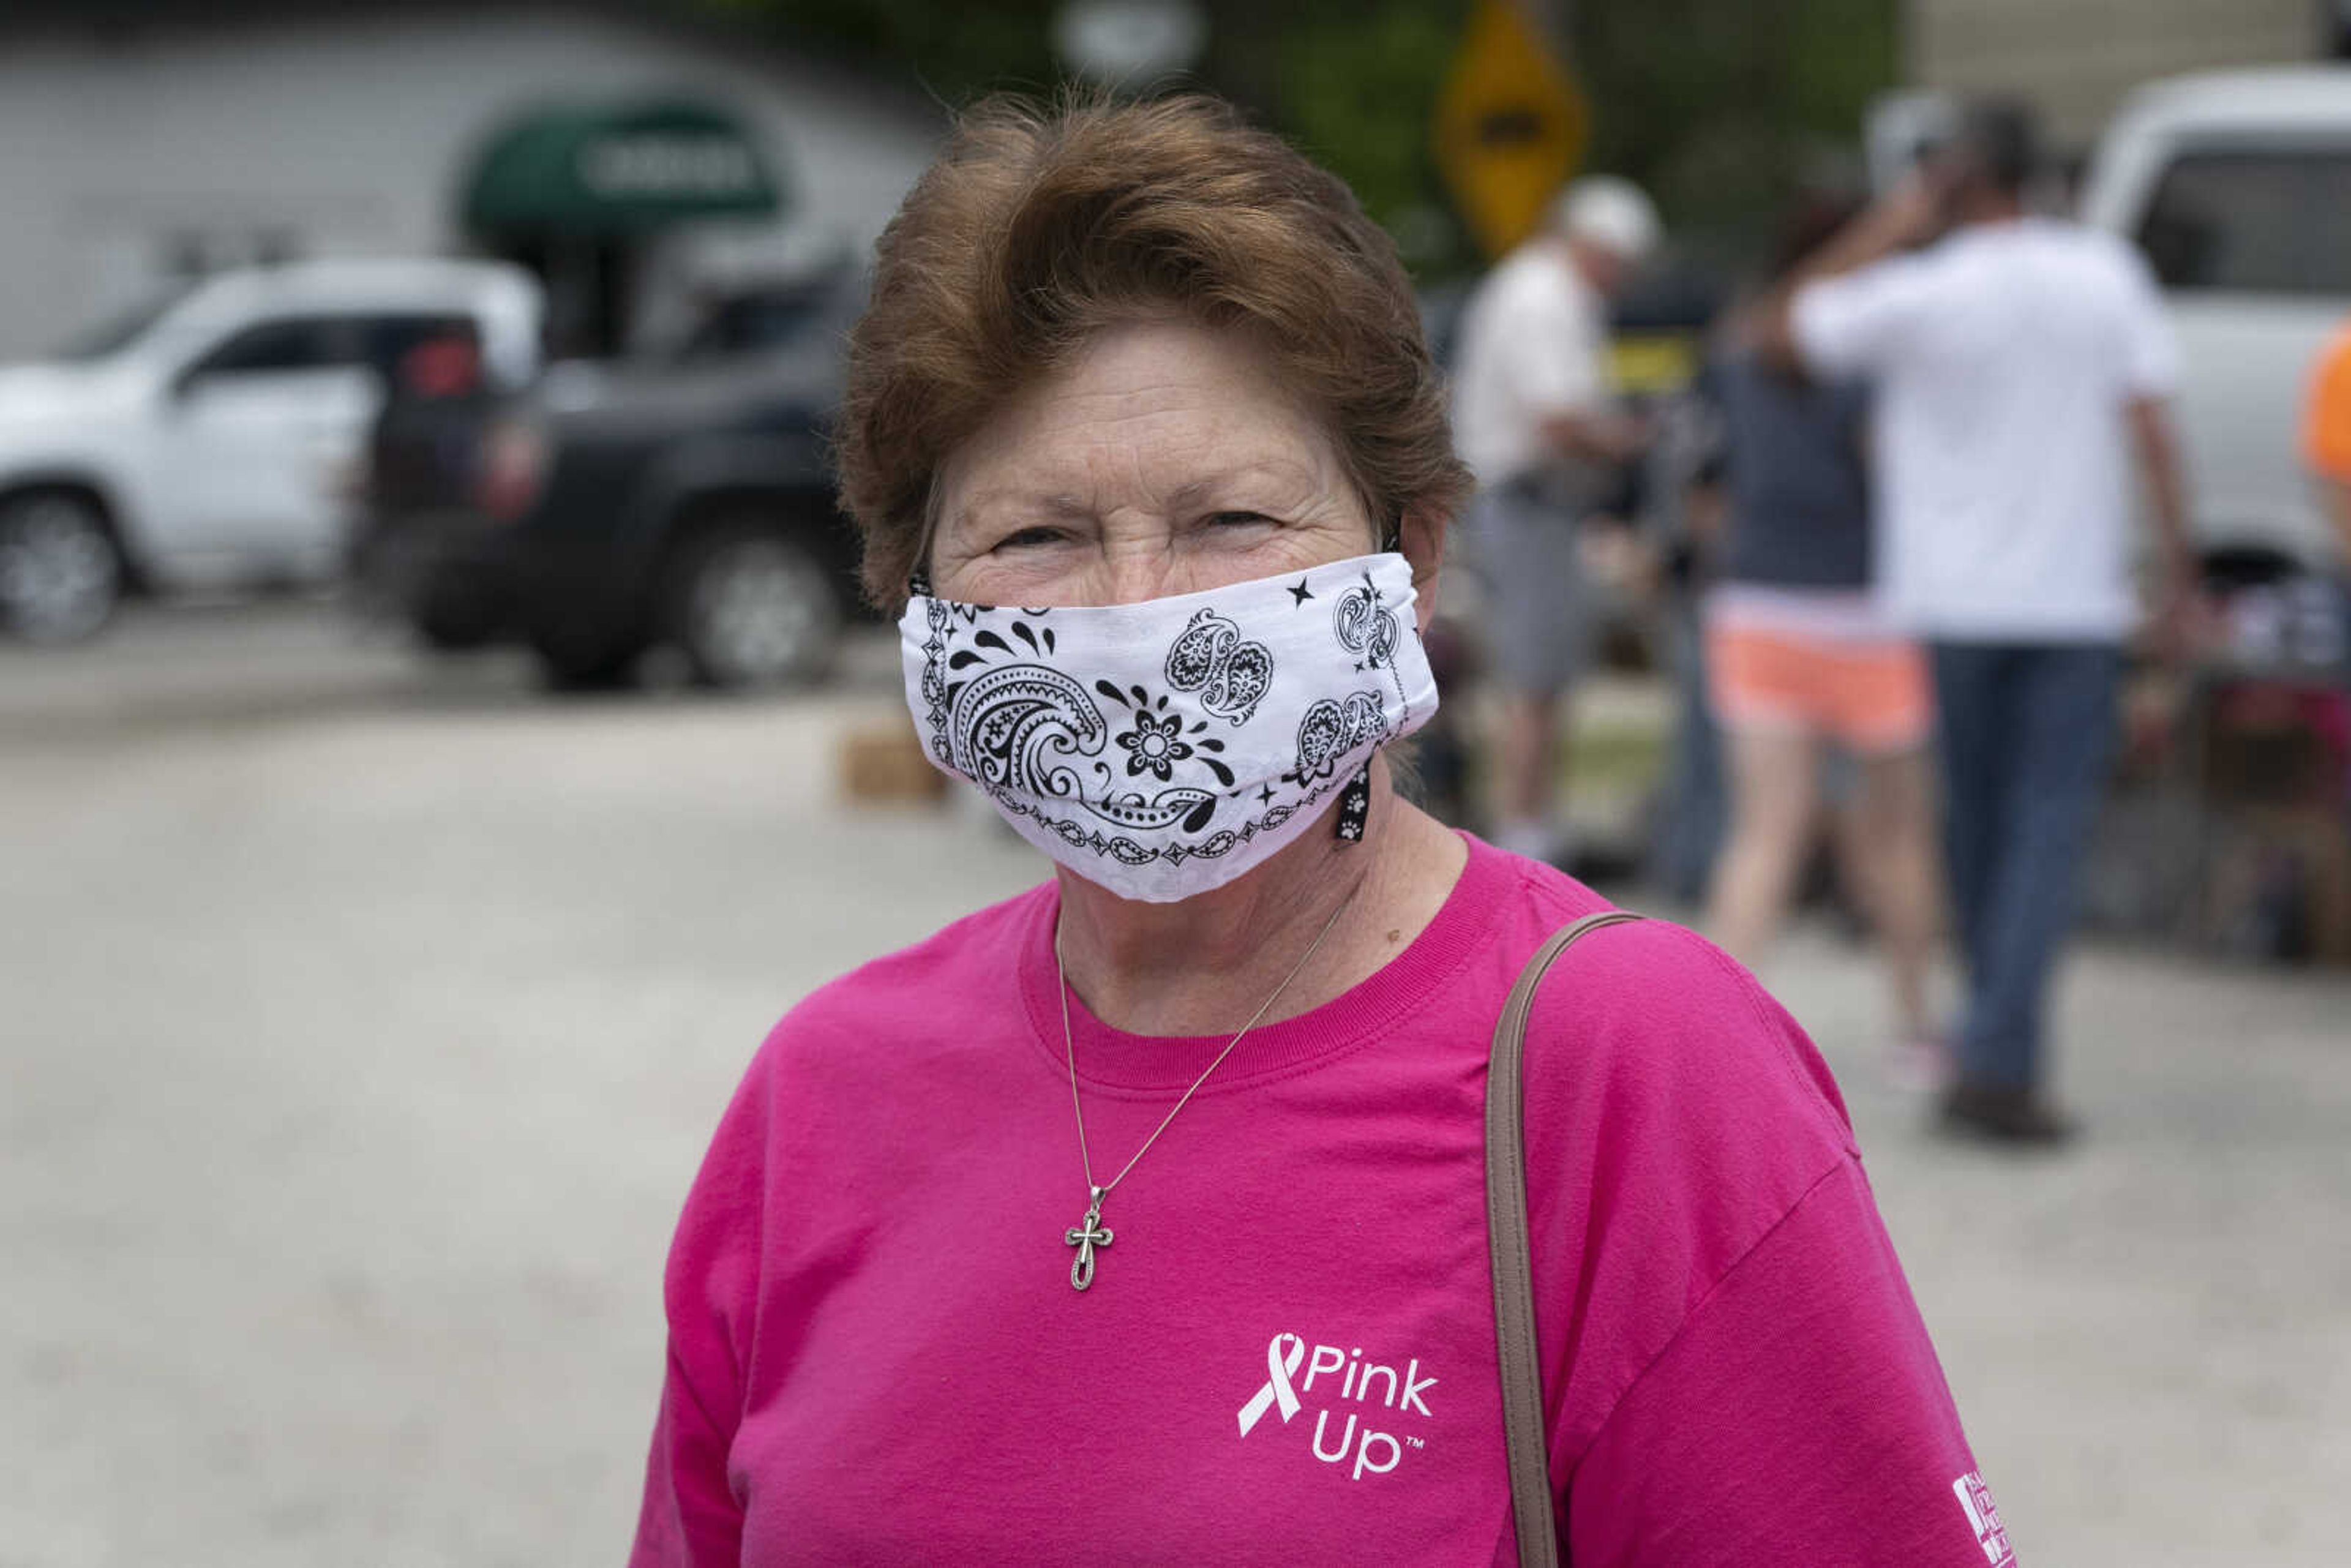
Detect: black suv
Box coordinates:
(356, 267, 868, 688)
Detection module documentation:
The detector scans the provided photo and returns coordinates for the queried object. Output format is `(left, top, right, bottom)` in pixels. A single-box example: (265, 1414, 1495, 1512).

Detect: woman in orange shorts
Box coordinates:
(1698, 197, 1941, 1070)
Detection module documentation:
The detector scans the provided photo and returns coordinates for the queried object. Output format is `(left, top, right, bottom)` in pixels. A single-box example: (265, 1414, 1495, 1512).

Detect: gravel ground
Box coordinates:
(3, 603, 2347, 1567)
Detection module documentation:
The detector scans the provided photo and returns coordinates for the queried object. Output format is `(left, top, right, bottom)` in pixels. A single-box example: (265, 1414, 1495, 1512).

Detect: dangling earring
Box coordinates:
(1338, 520, 1406, 845)
(1335, 762, 1372, 843)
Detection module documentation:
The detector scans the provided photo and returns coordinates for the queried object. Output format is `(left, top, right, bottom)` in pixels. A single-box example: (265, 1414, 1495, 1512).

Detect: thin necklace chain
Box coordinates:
(1056, 882, 1362, 1200)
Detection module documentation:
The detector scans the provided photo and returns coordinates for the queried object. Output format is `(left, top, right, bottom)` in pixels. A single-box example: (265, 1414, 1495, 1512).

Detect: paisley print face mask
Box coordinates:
(898, 553, 1439, 903)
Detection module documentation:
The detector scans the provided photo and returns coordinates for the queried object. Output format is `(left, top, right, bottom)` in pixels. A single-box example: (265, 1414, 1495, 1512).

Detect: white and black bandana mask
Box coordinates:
(898, 552, 1438, 903)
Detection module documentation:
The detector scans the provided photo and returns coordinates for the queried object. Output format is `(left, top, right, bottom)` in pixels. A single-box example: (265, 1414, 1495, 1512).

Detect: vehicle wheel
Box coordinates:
(0, 490, 120, 643)
(662, 522, 842, 689)
(414, 595, 502, 652)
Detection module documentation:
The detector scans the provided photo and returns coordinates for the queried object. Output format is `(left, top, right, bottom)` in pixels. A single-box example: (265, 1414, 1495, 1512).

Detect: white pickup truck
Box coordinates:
(2079, 66, 2351, 569)
(0, 258, 540, 642)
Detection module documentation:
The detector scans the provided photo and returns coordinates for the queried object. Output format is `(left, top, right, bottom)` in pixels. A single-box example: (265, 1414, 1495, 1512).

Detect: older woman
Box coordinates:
(632, 97, 2008, 1567)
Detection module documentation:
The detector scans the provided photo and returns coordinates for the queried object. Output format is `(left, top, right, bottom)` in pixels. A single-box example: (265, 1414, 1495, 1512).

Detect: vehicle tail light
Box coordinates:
(475, 417, 548, 523)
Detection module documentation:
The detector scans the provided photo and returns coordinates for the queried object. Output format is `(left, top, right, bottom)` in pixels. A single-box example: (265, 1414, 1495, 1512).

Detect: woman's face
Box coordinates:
(928, 319, 1378, 609)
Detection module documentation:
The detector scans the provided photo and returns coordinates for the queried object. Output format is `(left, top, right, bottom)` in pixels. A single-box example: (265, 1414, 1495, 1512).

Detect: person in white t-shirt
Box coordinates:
(1451, 177, 1659, 866)
(1757, 100, 2197, 1145)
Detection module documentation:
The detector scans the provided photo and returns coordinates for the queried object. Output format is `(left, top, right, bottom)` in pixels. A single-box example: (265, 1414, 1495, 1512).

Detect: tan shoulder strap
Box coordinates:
(1487, 909, 1643, 1568)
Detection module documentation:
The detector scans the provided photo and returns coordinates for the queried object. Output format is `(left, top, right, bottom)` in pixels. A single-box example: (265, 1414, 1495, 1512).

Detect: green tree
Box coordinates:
(686, 0, 1897, 277)
(1570, 0, 1897, 247)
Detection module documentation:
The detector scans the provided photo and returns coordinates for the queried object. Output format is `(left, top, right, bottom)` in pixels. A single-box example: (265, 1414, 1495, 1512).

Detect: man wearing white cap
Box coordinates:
(1452, 175, 1662, 865)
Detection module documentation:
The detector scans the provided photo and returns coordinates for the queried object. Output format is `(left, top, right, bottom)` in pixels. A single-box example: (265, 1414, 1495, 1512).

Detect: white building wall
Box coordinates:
(1908, 0, 2323, 148)
(0, 8, 941, 358)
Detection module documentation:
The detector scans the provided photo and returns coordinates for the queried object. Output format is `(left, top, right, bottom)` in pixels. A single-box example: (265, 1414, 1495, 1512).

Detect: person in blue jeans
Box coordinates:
(1757, 101, 2199, 1143)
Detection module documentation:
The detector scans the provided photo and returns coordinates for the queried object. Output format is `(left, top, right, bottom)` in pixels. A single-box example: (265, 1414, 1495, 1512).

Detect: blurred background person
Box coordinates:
(1758, 100, 2197, 1146)
(2310, 317, 2351, 857)
(1644, 435, 1731, 906)
(2307, 315, 2351, 580)
(1705, 192, 1941, 1076)
(1450, 175, 1659, 866)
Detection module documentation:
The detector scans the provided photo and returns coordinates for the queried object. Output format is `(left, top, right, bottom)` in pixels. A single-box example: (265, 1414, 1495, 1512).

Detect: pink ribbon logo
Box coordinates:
(1236, 1332, 1306, 1436)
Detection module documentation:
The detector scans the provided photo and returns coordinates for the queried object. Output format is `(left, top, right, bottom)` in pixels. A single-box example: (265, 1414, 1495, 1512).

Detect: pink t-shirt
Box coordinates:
(633, 836, 2016, 1567)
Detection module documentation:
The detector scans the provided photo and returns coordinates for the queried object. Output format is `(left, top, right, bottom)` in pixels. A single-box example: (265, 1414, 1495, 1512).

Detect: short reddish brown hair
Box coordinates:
(837, 92, 1472, 610)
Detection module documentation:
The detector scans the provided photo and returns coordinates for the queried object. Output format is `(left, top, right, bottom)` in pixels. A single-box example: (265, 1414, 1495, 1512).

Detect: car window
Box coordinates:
(2136, 146, 2351, 296)
(187, 317, 351, 377)
(356, 314, 479, 379)
(187, 311, 481, 383)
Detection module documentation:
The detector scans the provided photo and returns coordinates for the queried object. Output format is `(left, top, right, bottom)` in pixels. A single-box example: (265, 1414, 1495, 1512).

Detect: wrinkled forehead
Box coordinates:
(927, 319, 1370, 544)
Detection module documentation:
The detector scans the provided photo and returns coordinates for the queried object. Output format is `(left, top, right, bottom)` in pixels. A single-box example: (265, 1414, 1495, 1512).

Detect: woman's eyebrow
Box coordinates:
(948, 457, 1322, 535)
(948, 491, 1097, 534)
(1163, 461, 1318, 512)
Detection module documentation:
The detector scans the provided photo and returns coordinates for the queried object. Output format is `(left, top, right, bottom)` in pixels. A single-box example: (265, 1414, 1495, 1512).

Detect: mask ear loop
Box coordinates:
(1335, 534, 1383, 840)
(1338, 519, 1401, 845)
(909, 474, 947, 601)
(1335, 519, 1408, 846)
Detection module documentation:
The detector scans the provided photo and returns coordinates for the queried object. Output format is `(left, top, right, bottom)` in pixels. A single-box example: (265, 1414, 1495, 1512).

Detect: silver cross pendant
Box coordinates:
(1064, 1185, 1113, 1291)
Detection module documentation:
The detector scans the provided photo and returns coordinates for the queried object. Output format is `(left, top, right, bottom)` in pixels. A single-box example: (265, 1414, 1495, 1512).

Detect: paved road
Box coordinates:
(4, 605, 2347, 1566)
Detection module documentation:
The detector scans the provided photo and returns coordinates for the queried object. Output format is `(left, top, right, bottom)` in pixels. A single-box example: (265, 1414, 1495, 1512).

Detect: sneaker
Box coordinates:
(1935, 1078, 2080, 1147)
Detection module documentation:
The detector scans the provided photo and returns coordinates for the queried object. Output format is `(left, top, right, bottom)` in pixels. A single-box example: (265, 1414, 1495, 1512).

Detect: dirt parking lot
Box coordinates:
(4, 604, 2347, 1566)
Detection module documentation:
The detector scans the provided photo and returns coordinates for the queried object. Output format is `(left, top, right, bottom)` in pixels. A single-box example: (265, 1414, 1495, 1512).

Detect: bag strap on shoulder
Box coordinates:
(1487, 909, 1643, 1568)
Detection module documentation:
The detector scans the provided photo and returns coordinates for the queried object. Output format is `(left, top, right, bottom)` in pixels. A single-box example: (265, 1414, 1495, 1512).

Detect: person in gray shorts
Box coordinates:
(1450, 178, 1660, 863)
(1465, 472, 1600, 697)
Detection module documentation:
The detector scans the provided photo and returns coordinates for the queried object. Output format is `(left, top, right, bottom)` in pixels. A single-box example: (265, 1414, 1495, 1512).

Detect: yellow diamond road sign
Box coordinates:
(1433, 0, 1589, 260)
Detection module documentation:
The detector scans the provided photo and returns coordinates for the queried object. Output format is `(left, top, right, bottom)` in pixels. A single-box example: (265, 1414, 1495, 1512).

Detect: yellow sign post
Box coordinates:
(1433, 0, 1589, 260)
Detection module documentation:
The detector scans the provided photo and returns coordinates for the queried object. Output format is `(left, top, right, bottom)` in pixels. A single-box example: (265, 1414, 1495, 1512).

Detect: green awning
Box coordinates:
(462, 100, 784, 235)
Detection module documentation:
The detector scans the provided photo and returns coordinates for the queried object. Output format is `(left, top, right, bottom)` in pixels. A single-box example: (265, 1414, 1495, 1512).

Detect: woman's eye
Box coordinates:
(992, 527, 1068, 552)
(1204, 511, 1273, 530)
